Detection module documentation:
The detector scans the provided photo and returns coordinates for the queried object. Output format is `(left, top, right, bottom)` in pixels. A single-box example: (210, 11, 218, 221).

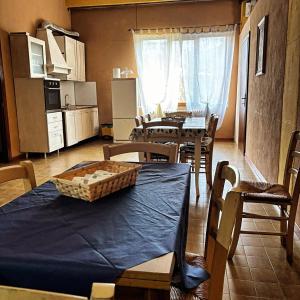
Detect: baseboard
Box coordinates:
(245, 155, 267, 182)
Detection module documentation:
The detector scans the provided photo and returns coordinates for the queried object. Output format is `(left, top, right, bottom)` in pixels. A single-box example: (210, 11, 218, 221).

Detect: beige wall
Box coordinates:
(0, 0, 71, 158)
(278, 0, 300, 183)
(245, 0, 289, 182)
(71, 0, 240, 138)
(277, 0, 300, 227)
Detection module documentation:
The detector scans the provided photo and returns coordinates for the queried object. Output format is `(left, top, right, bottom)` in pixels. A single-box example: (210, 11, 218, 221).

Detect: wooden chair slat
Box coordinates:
(289, 167, 298, 175)
(292, 151, 300, 158)
(103, 142, 178, 163)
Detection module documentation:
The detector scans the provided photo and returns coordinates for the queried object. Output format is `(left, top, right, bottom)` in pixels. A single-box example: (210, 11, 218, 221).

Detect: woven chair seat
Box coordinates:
(171, 253, 209, 300)
(180, 137, 212, 155)
(239, 180, 291, 203)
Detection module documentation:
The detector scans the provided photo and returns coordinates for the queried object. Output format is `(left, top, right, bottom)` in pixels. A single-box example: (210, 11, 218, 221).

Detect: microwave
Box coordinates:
(44, 79, 61, 111)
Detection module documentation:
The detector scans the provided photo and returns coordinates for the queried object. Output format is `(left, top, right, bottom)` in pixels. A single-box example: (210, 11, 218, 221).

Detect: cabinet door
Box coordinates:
(92, 109, 99, 136)
(65, 37, 77, 81)
(28, 36, 47, 78)
(65, 112, 78, 146)
(76, 41, 86, 82)
(75, 111, 84, 141)
(81, 110, 93, 138)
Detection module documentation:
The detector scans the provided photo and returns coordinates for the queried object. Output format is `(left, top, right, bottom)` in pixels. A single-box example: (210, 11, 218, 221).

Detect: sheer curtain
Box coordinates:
(133, 31, 182, 114)
(132, 27, 236, 127)
(182, 29, 235, 127)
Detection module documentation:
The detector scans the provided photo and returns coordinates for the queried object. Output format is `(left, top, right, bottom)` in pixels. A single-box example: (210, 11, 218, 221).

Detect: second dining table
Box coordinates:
(130, 117, 207, 197)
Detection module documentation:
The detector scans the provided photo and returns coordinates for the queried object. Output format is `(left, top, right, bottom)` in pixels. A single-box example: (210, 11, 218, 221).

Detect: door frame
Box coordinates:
(0, 37, 10, 162)
(238, 31, 251, 155)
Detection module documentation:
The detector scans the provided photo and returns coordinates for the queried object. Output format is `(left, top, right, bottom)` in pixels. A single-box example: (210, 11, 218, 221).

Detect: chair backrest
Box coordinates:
(103, 142, 178, 163)
(0, 283, 115, 300)
(135, 116, 144, 127)
(207, 114, 218, 138)
(205, 114, 219, 152)
(204, 161, 240, 300)
(144, 113, 151, 122)
(283, 131, 300, 204)
(165, 111, 192, 118)
(0, 161, 36, 192)
(142, 120, 183, 147)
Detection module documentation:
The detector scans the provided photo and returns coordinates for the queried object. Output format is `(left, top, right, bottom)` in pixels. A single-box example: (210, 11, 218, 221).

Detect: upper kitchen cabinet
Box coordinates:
(76, 41, 86, 82)
(55, 36, 86, 82)
(55, 36, 77, 81)
(10, 33, 47, 78)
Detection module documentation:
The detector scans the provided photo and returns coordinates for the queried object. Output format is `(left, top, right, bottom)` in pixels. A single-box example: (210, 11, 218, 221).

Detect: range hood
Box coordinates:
(36, 28, 71, 75)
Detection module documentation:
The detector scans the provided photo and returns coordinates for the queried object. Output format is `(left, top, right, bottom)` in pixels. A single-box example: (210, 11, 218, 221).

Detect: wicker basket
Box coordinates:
(51, 161, 142, 202)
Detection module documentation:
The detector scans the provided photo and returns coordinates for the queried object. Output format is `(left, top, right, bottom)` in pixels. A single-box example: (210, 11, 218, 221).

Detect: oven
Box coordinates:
(44, 79, 61, 111)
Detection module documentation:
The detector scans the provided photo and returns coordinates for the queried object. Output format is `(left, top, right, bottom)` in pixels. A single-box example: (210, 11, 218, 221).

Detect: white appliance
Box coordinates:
(112, 78, 137, 142)
(75, 82, 97, 105)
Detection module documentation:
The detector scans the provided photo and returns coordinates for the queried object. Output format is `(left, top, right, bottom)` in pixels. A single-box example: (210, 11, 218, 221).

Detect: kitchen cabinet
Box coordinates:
(55, 36, 77, 81)
(55, 36, 85, 81)
(10, 32, 47, 78)
(76, 41, 86, 82)
(64, 107, 99, 147)
(64, 111, 77, 146)
(14, 78, 64, 156)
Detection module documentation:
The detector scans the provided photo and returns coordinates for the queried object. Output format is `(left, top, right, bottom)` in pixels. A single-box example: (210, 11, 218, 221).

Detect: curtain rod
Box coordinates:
(128, 23, 239, 32)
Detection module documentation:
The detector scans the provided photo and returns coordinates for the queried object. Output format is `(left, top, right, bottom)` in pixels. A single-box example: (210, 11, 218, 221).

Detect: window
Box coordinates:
(133, 27, 235, 127)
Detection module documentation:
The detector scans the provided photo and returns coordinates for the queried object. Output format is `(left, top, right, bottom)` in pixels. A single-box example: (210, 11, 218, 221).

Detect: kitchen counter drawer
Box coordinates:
(48, 130, 64, 152)
(47, 112, 62, 123)
(48, 121, 63, 133)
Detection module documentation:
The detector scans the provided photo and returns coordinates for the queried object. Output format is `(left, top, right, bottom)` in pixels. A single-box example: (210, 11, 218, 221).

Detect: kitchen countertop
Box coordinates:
(62, 105, 98, 111)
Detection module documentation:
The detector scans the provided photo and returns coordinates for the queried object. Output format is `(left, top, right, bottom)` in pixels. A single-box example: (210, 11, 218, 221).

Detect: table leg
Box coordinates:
(194, 136, 201, 198)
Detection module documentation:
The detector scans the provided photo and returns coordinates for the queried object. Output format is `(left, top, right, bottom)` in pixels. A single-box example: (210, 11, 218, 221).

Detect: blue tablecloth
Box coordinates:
(0, 163, 208, 296)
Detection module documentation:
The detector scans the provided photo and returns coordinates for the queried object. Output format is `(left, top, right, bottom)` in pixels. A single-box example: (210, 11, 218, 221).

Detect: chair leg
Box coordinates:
(280, 204, 287, 247)
(228, 201, 244, 259)
(205, 153, 212, 188)
(286, 204, 298, 263)
(180, 152, 187, 163)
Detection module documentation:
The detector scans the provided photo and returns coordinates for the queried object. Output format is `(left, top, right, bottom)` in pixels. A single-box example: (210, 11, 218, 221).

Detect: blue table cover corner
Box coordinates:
(0, 163, 209, 296)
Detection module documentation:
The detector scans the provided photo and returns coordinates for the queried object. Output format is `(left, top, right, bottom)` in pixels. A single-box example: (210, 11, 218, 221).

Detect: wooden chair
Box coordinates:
(171, 161, 240, 300)
(0, 160, 36, 192)
(0, 283, 115, 300)
(103, 142, 178, 163)
(134, 116, 144, 127)
(165, 111, 192, 118)
(142, 120, 183, 148)
(180, 114, 219, 188)
(228, 130, 300, 262)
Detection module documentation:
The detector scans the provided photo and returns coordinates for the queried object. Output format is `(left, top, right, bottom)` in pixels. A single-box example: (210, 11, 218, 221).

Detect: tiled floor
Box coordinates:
(1, 139, 300, 299)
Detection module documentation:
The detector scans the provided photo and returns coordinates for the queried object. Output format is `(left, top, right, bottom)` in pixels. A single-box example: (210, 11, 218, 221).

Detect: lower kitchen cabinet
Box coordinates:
(64, 107, 99, 147)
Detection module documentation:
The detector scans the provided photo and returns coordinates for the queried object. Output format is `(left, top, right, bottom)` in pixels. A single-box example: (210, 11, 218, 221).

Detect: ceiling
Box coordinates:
(65, 0, 240, 9)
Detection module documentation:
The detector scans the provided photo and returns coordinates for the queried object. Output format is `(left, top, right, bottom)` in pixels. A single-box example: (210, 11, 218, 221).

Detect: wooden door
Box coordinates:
(0, 40, 9, 162)
(238, 32, 250, 154)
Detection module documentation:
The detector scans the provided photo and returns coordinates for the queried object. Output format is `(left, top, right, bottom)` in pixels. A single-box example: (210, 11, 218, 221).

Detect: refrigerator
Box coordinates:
(112, 78, 137, 142)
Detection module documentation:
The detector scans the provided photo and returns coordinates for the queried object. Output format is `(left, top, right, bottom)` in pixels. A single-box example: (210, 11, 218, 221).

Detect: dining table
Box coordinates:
(130, 117, 207, 197)
(0, 162, 208, 299)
